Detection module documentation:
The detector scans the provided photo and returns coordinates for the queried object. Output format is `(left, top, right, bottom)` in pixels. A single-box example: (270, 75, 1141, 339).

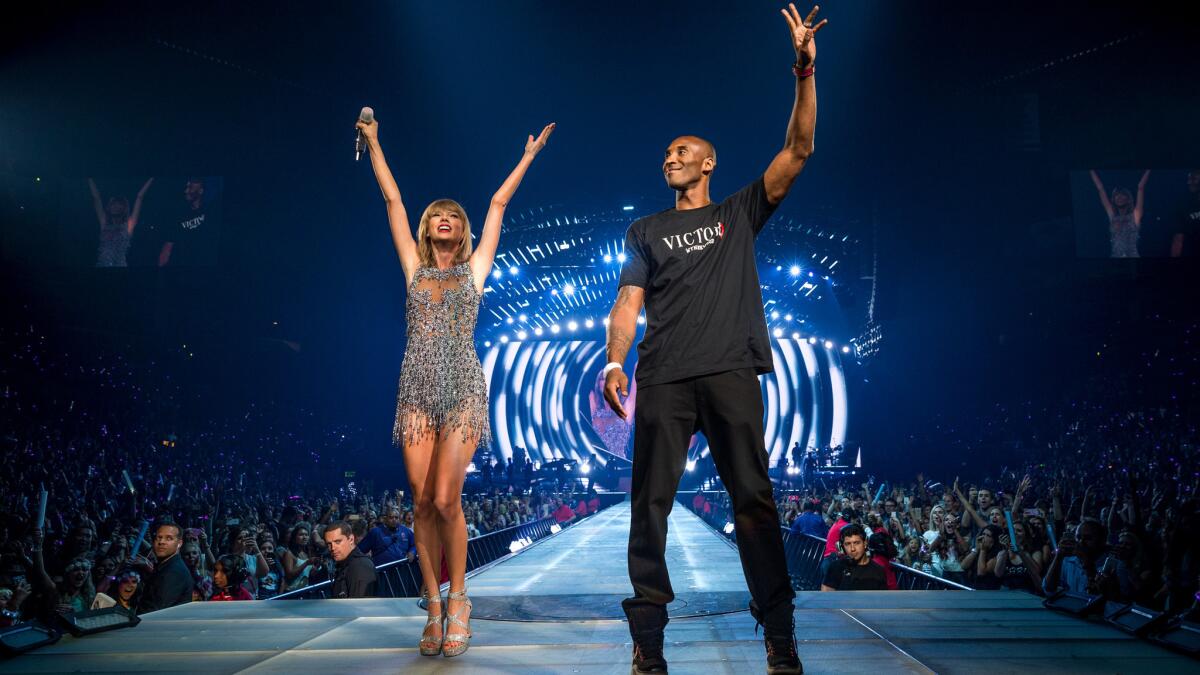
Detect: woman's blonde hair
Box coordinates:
(416, 199, 473, 267)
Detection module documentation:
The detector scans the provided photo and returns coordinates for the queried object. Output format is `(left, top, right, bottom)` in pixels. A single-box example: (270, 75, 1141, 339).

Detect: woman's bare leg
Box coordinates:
(400, 415, 443, 641)
(432, 423, 481, 651)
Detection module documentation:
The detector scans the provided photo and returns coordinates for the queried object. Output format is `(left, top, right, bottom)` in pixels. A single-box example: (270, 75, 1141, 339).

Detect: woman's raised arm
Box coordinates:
(358, 117, 419, 284)
(470, 123, 555, 292)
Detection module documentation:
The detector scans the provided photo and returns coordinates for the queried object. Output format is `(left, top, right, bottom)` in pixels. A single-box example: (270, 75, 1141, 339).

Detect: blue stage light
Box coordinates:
(824, 340, 834, 349)
(567, 321, 578, 331)
(506, 317, 514, 325)
(492, 269, 503, 279)
(771, 311, 779, 319)
(534, 327, 544, 336)
(603, 253, 613, 263)
(550, 324, 560, 334)
(790, 265, 801, 276)
(773, 328, 783, 338)
(622, 205, 635, 211)
(808, 337, 818, 344)
(519, 313, 528, 322)
(563, 283, 575, 296)
(636, 315, 645, 325)
(617, 253, 627, 263)
(517, 331, 528, 340)
(509, 267, 519, 275)
(500, 335, 510, 344)
(842, 346, 851, 354)
(585, 319, 595, 329)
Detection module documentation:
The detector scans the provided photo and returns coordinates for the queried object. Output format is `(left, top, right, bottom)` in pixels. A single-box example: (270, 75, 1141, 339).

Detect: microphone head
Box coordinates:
(359, 107, 375, 123)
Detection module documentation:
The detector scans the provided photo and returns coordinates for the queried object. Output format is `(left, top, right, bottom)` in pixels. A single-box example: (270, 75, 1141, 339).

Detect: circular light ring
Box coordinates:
(478, 339, 848, 467)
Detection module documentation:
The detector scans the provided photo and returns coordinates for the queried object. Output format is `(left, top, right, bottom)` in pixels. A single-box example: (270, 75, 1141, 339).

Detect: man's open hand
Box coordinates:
(781, 4, 827, 67)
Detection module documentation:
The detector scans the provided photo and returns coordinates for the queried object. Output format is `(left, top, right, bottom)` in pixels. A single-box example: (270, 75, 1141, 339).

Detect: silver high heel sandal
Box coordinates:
(442, 589, 473, 658)
(418, 591, 445, 656)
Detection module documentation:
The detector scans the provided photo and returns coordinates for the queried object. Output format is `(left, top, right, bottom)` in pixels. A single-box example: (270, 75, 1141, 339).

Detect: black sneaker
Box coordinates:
(753, 604, 802, 675)
(631, 630, 667, 674)
(764, 631, 802, 674)
(625, 603, 668, 674)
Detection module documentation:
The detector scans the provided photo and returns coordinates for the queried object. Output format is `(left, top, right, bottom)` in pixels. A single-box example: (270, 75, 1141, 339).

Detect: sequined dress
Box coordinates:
(1109, 211, 1140, 258)
(393, 262, 491, 448)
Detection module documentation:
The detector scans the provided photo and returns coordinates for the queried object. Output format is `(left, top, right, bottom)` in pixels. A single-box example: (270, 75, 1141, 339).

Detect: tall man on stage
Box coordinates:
(602, 5, 826, 673)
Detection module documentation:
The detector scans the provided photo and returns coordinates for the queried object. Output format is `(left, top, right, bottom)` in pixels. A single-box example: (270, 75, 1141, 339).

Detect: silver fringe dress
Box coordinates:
(393, 262, 491, 449)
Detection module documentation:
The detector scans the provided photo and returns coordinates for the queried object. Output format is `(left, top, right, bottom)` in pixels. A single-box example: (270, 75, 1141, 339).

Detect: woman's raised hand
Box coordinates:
(356, 117, 379, 142)
(525, 123, 556, 157)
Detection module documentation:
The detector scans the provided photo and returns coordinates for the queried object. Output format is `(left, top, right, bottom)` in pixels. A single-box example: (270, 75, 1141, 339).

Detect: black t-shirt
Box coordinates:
(617, 178, 777, 386)
(165, 201, 220, 266)
(823, 556, 888, 590)
(1175, 196, 1200, 257)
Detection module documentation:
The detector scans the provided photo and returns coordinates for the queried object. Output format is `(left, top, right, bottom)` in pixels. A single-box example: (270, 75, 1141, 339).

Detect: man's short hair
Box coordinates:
(155, 522, 182, 539)
(692, 136, 716, 164)
(803, 500, 817, 512)
(839, 523, 867, 544)
(324, 521, 354, 540)
(672, 135, 717, 165)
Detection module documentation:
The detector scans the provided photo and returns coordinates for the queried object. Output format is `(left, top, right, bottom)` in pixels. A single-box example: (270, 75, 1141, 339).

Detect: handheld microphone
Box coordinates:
(355, 106, 375, 161)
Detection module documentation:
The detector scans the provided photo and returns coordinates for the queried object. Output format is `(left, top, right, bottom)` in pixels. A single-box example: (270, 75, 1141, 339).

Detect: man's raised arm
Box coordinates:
(764, 4, 827, 206)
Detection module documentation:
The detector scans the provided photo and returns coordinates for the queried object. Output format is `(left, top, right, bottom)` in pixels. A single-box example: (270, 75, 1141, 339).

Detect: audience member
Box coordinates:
(326, 521, 376, 599)
(821, 525, 888, 591)
(136, 523, 193, 613)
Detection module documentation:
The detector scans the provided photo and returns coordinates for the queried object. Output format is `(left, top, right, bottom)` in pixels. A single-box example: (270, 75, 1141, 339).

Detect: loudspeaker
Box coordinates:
(1042, 589, 1105, 616)
(53, 606, 139, 637)
(1103, 603, 1169, 637)
(1150, 619, 1200, 655)
(0, 622, 61, 657)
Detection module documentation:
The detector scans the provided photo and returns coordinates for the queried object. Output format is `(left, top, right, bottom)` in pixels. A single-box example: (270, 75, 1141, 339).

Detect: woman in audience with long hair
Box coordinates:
(995, 521, 1043, 592)
(963, 525, 1005, 590)
(280, 524, 317, 592)
(211, 554, 253, 601)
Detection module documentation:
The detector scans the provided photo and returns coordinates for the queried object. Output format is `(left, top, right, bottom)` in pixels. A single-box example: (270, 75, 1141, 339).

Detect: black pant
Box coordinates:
(622, 368, 794, 626)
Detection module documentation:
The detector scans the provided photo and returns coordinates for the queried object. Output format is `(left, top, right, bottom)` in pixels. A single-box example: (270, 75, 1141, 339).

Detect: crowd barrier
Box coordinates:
(679, 493, 972, 592)
(272, 493, 626, 600)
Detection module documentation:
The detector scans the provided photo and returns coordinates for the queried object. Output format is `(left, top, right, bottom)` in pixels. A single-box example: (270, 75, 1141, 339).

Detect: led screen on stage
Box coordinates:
(479, 338, 848, 470)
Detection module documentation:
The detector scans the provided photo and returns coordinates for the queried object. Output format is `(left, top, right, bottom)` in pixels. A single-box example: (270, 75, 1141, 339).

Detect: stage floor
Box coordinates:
(5, 502, 1194, 674)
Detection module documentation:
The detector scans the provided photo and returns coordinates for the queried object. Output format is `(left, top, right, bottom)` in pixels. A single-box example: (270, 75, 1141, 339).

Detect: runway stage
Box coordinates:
(5, 501, 1195, 674)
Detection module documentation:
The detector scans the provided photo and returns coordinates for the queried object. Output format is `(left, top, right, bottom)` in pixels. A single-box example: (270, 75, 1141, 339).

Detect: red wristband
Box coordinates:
(793, 62, 815, 79)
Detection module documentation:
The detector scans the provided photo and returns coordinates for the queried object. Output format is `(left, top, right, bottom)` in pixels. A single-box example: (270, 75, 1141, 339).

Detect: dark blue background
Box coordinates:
(2, 1, 1196, 479)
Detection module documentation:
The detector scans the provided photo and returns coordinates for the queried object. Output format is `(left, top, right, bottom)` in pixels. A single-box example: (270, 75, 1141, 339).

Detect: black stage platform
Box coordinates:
(4, 502, 1194, 673)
